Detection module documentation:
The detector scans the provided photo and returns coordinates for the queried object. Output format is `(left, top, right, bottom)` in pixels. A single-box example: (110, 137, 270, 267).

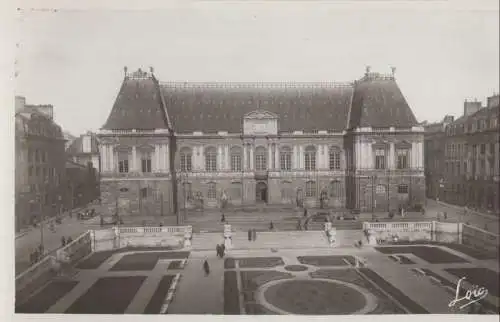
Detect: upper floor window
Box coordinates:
(304, 146, 316, 171)
(230, 146, 242, 171)
(398, 184, 409, 194)
(255, 146, 267, 171)
(329, 147, 341, 170)
(396, 149, 409, 169)
(180, 147, 192, 172)
(205, 147, 217, 172)
(280, 146, 292, 171)
(118, 151, 129, 173)
(305, 181, 316, 197)
(141, 151, 152, 173)
(375, 148, 386, 169)
(480, 144, 486, 155)
(207, 182, 217, 199)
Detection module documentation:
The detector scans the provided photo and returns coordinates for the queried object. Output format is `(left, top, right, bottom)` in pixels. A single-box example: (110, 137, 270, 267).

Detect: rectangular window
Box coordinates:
(329, 151, 341, 170)
(231, 154, 242, 171)
(255, 154, 267, 171)
(207, 183, 217, 199)
(396, 149, 409, 169)
(141, 152, 152, 173)
(118, 159, 129, 173)
(205, 153, 217, 172)
(398, 184, 409, 194)
(375, 149, 386, 169)
(306, 182, 316, 197)
(305, 153, 316, 171)
(180, 154, 192, 172)
(490, 143, 495, 155)
(480, 144, 486, 155)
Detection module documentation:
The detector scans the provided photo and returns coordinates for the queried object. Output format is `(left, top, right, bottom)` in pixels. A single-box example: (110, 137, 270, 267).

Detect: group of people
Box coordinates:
(29, 244, 45, 265)
(247, 228, 258, 241)
(77, 208, 96, 220)
(60, 236, 73, 247)
(216, 243, 226, 258)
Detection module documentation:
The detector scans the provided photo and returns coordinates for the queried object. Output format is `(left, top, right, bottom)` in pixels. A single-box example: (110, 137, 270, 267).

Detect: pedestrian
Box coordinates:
(29, 251, 34, 265)
(203, 260, 210, 276)
(303, 208, 308, 217)
(61, 236, 66, 247)
(34, 249, 39, 263)
(39, 244, 44, 256)
(216, 244, 221, 258)
(444, 212, 448, 220)
(269, 221, 274, 231)
(252, 228, 257, 241)
(221, 213, 226, 223)
(67, 236, 73, 244)
(221, 243, 226, 258)
(248, 229, 252, 241)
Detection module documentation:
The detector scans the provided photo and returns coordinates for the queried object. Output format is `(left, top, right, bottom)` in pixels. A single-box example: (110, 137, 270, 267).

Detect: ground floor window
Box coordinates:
(207, 183, 217, 199)
(398, 184, 409, 194)
(305, 181, 316, 197)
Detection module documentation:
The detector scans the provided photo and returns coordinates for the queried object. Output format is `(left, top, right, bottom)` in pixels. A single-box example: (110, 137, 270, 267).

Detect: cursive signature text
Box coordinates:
(448, 277, 489, 310)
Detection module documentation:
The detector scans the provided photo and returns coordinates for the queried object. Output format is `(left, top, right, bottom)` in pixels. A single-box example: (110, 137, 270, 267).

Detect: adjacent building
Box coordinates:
(425, 95, 500, 215)
(65, 160, 100, 210)
(15, 96, 66, 231)
(97, 67, 425, 220)
(66, 131, 101, 171)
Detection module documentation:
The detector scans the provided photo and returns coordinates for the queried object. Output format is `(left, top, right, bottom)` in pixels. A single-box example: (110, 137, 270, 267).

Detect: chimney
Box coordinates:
(15, 96, 25, 112)
(463, 100, 481, 116)
(487, 94, 499, 108)
(36, 105, 54, 120)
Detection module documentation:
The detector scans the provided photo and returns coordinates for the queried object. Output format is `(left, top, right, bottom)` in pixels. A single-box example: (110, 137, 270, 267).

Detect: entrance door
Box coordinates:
(256, 182, 268, 203)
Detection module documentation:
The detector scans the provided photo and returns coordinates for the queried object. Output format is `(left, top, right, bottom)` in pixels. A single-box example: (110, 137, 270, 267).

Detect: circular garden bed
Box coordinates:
(262, 279, 374, 315)
(284, 265, 308, 272)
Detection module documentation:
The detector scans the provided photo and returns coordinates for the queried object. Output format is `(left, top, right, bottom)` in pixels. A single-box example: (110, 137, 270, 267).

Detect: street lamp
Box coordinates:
(371, 175, 377, 221)
(175, 169, 188, 225)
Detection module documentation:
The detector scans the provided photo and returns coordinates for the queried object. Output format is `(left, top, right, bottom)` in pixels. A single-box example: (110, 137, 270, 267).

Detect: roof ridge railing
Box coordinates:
(159, 81, 354, 89)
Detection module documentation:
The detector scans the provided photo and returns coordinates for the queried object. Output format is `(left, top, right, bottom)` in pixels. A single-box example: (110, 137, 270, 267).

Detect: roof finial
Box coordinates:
(124, 66, 128, 77)
(150, 66, 154, 74)
(365, 65, 371, 74)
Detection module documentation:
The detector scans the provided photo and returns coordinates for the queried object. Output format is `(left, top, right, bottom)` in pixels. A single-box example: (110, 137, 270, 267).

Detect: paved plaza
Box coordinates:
(15, 241, 499, 315)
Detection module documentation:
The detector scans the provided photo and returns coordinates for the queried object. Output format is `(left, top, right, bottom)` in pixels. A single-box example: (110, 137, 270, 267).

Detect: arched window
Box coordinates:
(329, 147, 341, 170)
(280, 146, 292, 171)
(305, 181, 316, 197)
(180, 147, 192, 172)
(255, 146, 267, 171)
(304, 146, 316, 170)
(205, 147, 217, 172)
(230, 146, 242, 171)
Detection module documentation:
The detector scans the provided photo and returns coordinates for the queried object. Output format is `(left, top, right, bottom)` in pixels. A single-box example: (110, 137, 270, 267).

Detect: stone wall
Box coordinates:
(462, 224, 499, 254)
(56, 231, 93, 265)
(363, 221, 433, 242)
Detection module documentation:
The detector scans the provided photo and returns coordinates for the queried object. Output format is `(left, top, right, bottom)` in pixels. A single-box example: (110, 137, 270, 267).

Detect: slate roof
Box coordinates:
(161, 83, 353, 133)
(349, 75, 418, 128)
(66, 134, 100, 155)
(102, 76, 170, 130)
(101, 70, 419, 133)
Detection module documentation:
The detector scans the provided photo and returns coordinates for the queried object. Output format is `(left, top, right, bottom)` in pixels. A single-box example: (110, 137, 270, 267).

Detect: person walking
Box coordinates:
(61, 236, 66, 247)
(221, 243, 226, 258)
(203, 260, 210, 276)
(269, 221, 274, 231)
(67, 236, 73, 244)
(248, 229, 252, 242)
(216, 244, 221, 258)
(252, 228, 257, 241)
(303, 208, 308, 218)
(221, 213, 226, 223)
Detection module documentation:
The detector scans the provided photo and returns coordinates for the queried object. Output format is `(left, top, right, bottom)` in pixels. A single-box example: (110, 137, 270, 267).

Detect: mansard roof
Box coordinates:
(101, 69, 171, 130)
(160, 82, 353, 133)
(101, 68, 419, 133)
(349, 73, 418, 128)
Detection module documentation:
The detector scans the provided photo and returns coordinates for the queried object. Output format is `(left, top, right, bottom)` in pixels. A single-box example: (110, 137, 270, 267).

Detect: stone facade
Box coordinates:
(425, 95, 500, 215)
(97, 67, 425, 218)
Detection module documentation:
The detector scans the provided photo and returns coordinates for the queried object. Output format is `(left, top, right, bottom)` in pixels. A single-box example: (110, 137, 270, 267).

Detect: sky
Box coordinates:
(14, 1, 500, 136)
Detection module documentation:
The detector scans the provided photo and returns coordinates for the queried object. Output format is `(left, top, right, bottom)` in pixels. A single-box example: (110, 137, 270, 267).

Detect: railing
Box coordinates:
(15, 255, 54, 288)
(363, 221, 432, 232)
(118, 226, 189, 234)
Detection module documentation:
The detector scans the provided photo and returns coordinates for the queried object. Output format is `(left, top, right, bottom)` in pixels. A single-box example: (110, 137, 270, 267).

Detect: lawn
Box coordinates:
(298, 255, 354, 266)
(224, 271, 240, 315)
(310, 269, 405, 314)
(15, 280, 79, 313)
(237, 257, 284, 269)
(143, 275, 175, 314)
(65, 276, 146, 314)
(444, 267, 499, 297)
(375, 246, 468, 264)
(263, 279, 366, 314)
(77, 250, 115, 269)
(110, 252, 190, 271)
(358, 268, 428, 314)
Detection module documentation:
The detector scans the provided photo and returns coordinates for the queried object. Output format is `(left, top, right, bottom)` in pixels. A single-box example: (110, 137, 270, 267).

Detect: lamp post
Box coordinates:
(175, 170, 188, 225)
(371, 175, 376, 221)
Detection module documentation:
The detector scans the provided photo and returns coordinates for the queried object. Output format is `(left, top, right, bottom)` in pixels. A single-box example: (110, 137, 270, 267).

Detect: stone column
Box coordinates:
(199, 146, 204, 171)
(367, 144, 373, 169)
(131, 146, 137, 172)
(154, 144, 160, 172)
(411, 142, 417, 169)
(101, 144, 107, 172)
(217, 146, 222, 171)
(389, 142, 395, 169)
(418, 141, 424, 169)
(249, 145, 254, 170)
(109, 145, 115, 172)
(274, 143, 279, 170)
(225, 145, 230, 171)
(243, 143, 248, 170)
(299, 145, 304, 169)
(165, 144, 170, 172)
(293, 145, 298, 170)
(268, 143, 273, 170)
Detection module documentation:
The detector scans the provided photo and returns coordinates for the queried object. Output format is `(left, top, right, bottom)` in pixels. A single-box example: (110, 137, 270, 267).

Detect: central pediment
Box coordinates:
(243, 110, 278, 136)
(244, 110, 278, 120)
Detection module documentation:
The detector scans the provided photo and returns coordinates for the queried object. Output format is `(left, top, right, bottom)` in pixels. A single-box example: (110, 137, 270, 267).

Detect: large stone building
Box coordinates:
(15, 96, 66, 231)
(66, 131, 101, 172)
(97, 67, 425, 220)
(427, 95, 499, 215)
